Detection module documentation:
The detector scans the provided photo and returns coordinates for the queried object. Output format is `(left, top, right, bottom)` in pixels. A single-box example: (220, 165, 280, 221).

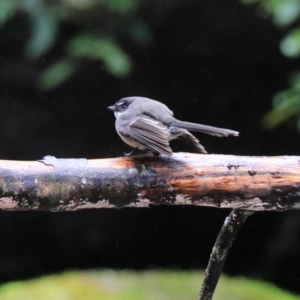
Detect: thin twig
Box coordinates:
(198, 209, 253, 300)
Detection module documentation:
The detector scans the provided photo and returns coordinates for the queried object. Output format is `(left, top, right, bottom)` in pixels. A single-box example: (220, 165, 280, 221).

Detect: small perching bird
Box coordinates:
(108, 96, 239, 156)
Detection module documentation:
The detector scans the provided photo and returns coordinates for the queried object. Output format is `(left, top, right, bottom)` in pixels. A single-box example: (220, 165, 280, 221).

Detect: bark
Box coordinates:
(0, 153, 299, 211)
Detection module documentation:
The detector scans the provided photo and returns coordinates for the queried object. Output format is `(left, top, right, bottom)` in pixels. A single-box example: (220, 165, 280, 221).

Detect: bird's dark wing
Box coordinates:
(124, 115, 172, 156)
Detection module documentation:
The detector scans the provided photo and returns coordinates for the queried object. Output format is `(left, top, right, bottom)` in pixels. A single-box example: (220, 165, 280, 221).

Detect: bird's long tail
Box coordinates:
(170, 120, 239, 137)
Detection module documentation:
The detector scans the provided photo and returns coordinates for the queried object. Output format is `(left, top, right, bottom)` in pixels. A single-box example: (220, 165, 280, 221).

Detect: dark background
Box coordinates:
(1, 0, 300, 295)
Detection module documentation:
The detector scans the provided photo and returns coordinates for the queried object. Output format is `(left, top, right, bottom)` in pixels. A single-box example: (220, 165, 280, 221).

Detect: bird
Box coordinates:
(108, 96, 239, 156)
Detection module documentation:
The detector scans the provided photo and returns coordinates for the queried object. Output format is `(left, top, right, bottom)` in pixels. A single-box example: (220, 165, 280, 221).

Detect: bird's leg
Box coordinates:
(149, 151, 161, 157)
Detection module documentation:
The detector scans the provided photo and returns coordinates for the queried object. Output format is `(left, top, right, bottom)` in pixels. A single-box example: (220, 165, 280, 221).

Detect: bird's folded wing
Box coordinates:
(127, 115, 172, 156)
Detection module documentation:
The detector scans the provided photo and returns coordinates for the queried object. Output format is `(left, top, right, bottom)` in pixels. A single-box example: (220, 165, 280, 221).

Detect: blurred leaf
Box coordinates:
(63, 0, 100, 10)
(24, 5, 58, 59)
(288, 72, 300, 90)
(38, 59, 76, 90)
(262, 72, 300, 129)
(280, 28, 300, 57)
(262, 96, 300, 128)
(242, 0, 300, 131)
(0, 0, 16, 26)
(241, 0, 300, 25)
(0, 270, 298, 300)
(68, 35, 132, 77)
(267, 0, 300, 27)
(262, 72, 300, 128)
(0, 0, 147, 90)
(103, 0, 135, 15)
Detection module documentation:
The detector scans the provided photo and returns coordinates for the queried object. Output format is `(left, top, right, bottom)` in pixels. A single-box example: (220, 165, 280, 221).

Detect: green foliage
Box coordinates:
(38, 59, 76, 90)
(241, 0, 300, 27)
(262, 72, 300, 129)
(67, 35, 132, 77)
(0, 270, 297, 300)
(0, 0, 150, 90)
(103, 0, 135, 14)
(17, 0, 58, 59)
(241, 0, 300, 129)
(280, 28, 300, 57)
(0, 0, 16, 25)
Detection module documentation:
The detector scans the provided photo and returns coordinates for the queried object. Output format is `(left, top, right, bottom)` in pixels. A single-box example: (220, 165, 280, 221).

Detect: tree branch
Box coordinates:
(0, 153, 299, 211)
(198, 209, 253, 300)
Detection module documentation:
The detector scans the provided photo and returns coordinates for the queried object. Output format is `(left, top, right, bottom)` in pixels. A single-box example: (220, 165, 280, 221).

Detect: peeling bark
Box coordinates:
(0, 153, 299, 211)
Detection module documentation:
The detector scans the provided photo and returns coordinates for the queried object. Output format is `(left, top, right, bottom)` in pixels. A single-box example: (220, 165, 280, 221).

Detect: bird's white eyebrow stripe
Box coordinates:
(117, 100, 124, 106)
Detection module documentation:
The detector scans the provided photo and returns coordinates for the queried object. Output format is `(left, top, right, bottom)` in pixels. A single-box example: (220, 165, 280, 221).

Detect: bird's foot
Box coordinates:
(149, 151, 161, 157)
(124, 149, 136, 157)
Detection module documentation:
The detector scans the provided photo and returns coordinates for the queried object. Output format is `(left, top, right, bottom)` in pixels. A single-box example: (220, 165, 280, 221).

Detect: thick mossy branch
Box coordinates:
(0, 153, 299, 211)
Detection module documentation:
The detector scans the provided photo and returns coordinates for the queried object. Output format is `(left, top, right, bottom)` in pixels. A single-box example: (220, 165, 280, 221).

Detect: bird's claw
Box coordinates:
(124, 149, 136, 157)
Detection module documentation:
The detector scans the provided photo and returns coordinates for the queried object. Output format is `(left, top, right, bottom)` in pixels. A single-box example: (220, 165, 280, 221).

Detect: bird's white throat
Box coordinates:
(114, 111, 121, 118)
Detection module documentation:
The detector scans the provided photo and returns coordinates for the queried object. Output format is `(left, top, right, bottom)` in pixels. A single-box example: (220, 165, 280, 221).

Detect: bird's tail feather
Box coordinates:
(177, 130, 207, 153)
(170, 120, 239, 137)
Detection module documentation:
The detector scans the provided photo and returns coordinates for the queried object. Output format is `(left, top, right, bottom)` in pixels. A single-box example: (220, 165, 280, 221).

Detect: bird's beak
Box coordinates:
(108, 105, 116, 111)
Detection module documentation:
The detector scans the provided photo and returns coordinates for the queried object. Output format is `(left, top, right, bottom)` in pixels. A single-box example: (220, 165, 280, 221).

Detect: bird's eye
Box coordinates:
(122, 105, 126, 109)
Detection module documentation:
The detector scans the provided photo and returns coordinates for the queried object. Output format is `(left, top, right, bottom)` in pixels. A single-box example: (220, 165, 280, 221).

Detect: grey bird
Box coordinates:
(108, 96, 239, 156)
